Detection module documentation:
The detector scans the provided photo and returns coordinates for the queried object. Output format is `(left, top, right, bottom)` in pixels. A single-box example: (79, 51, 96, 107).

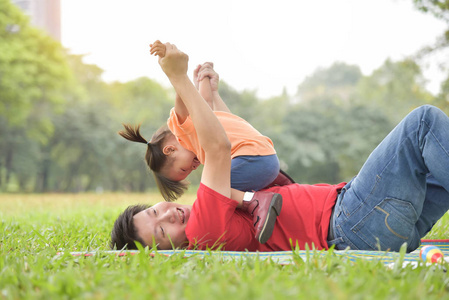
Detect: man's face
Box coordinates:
(133, 202, 192, 249)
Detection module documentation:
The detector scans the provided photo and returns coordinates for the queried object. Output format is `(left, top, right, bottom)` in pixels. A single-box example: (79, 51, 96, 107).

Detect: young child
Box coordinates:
(118, 41, 293, 243)
(167, 62, 284, 192)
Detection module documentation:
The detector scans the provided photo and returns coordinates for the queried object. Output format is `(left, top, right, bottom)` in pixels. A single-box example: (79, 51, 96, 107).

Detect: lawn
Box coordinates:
(1, 193, 448, 299)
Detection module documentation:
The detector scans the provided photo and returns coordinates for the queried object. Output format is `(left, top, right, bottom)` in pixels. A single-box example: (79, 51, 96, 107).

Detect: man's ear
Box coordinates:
(163, 145, 175, 155)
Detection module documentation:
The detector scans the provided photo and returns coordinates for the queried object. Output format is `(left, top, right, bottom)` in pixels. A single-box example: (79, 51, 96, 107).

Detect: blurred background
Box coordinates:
(1, 0, 449, 193)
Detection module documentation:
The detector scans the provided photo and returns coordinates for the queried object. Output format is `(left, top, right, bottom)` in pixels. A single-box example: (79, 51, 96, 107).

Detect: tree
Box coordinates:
(277, 62, 398, 183)
(281, 98, 393, 184)
(356, 59, 433, 124)
(412, 1, 449, 59)
(0, 0, 72, 191)
(413, 0, 449, 23)
(218, 81, 259, 122)
(296, 62, 362, 103)
(412, 0, 449, 110)
(107, 77, 176, 191)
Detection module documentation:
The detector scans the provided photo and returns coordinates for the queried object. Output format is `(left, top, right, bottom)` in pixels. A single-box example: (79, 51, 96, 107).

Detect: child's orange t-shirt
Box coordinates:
(167, 108, 276, 164)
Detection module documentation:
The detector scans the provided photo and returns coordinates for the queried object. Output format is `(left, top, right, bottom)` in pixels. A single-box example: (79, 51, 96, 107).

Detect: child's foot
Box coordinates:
(241, 191, 283, 244)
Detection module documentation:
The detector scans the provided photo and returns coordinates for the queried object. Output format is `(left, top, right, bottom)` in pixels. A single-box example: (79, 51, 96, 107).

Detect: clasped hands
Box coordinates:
(150, 40, 189, 79)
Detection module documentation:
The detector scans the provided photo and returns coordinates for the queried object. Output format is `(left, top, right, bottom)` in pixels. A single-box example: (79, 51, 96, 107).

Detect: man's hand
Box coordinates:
(150, 41, 189, 79)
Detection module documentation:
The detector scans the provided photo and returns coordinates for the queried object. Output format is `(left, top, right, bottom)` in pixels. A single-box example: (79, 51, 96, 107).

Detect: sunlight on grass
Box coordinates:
(1, 193, 448, 299)
(423, 213, 449, 239)
(0, 192, 196, 216)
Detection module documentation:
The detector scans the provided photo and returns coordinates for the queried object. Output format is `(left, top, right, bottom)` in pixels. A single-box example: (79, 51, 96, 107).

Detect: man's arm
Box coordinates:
(151, 41, 232, 198)
(173, 65, 217, 124)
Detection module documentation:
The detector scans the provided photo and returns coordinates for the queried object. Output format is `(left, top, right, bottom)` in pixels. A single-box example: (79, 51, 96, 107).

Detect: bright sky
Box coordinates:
(61, 0, 447, 99)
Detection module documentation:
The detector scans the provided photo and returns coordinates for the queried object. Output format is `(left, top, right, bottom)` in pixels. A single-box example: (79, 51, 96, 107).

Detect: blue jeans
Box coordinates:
(231, 154, 280, 191)
(328, 105, 449, 252)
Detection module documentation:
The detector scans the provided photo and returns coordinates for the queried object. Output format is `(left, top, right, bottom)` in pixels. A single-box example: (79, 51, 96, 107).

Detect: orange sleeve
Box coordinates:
(167, 108, 276, 163)
(167, 108, 206, 163)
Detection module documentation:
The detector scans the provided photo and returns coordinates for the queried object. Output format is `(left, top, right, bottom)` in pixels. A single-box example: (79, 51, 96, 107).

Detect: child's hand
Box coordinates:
(197, 62, 219, 92)
(151, 41, 189, 79)
(149, 40, 166, 57)
(193, 64, 202, 90)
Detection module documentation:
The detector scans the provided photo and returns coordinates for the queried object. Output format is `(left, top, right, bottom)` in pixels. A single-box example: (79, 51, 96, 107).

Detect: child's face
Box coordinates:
(133, 202, 191, 249)
(163, 145, 201, 181)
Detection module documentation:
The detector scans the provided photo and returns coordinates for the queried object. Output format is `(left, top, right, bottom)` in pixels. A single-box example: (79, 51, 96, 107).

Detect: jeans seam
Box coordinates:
(345, 174, 381, 218)
(422, 119, 449, 158)
(363, 174, 381, 205)
(336, 224, 358, 250)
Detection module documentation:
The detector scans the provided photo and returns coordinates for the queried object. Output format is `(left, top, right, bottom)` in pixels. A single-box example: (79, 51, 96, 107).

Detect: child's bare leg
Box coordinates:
(231, 189, 245, 206)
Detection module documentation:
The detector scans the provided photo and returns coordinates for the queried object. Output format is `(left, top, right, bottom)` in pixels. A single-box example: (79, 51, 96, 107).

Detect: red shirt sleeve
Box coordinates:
(186, 184, 256, 251)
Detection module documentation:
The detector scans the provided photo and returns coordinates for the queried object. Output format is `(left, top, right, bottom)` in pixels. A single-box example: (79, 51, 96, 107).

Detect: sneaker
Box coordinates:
(241, 191, 283, 244)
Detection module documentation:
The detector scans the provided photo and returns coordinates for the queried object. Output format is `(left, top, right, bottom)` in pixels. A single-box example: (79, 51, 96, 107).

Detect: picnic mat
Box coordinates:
(64, 239, 449, 266)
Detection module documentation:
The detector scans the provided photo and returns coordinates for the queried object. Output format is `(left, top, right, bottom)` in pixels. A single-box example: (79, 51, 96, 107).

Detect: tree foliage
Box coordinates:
(413, 0, 449, 108)
(0, 0, 71, 191)
(0, 0, 71, 133)
(414, 0, 449, 22)
(0, 0, 446, 192)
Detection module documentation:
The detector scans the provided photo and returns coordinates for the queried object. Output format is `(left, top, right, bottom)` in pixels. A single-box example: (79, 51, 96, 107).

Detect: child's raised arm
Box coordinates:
(194, 64, 214, 110)
(196, 63, 230, 113)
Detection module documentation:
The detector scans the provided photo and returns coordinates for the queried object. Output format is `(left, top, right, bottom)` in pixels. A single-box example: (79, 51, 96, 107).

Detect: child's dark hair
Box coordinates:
(110, 204, 150, 250)
(118, 124, 188, 201)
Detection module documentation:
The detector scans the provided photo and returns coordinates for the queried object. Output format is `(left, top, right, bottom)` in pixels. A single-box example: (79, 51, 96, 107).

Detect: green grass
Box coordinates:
(1, 194, 448, 299)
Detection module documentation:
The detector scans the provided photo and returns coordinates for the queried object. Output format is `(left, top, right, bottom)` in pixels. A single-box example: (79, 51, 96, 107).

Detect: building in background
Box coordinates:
(12, 0, 61, 41)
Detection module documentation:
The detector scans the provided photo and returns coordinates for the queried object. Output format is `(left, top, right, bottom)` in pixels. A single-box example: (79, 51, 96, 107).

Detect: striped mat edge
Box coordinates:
(61, 239, 449, 265)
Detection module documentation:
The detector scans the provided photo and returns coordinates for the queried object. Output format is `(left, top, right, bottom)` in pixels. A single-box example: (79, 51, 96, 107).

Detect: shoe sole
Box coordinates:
(257, 194, 283, 244)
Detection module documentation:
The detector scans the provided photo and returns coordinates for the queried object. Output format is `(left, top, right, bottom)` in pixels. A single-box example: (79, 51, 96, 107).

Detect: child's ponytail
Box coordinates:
(118, 124, 188, 201)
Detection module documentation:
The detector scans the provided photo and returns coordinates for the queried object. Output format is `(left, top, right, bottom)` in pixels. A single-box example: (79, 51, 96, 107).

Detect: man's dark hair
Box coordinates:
(110, 204, 150, 250)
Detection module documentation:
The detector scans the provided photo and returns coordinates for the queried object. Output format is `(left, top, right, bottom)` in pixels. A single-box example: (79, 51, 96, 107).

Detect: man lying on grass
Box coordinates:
(111, 41, 449, 253)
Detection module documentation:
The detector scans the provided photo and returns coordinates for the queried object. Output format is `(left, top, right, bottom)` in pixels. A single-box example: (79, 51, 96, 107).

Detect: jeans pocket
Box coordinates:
(351, 198, 418, 251)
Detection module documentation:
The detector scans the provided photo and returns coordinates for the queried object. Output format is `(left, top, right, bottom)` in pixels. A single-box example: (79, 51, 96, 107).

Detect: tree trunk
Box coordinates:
(0, 160, 3, 189)
(5, 146, 13, 188)
(41, 158, 50, 192)
(35, 146, 51, 193)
